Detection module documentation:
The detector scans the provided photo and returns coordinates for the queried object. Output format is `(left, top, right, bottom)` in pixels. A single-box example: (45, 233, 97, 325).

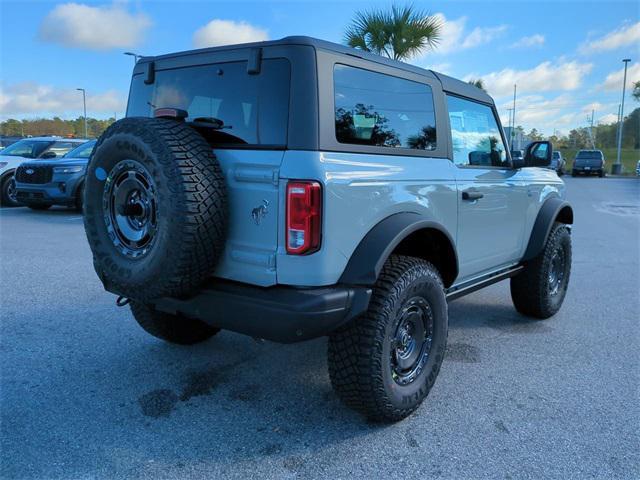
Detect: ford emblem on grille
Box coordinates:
(25, 168, 34, 175)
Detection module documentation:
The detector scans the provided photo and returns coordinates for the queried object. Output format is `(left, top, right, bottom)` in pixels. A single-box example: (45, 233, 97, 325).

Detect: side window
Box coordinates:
(44, 142, 76, 158)
(446, 95, 509, 167)
(334, 64, 437, 150)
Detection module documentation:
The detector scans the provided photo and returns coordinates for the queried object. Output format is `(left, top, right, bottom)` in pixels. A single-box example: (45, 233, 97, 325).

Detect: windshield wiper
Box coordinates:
(190, 117, 232, 129)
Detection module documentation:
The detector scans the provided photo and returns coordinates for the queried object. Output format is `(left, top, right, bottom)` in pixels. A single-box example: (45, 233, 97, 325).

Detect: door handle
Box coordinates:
(462, 190, 484, 201)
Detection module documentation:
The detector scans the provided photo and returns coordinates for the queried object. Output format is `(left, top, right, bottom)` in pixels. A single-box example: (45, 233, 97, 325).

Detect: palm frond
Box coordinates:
(345, 4, 442, 61)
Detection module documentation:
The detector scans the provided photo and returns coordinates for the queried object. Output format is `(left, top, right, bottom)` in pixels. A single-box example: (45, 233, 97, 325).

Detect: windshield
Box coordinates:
(553, 152, 560, 159)
(1, 139, 53, 158)
(127, 59, 290, 146)
(64, 140, 96, 159)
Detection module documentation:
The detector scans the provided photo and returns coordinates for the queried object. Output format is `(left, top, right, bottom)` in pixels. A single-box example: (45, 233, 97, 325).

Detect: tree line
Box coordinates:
(0, 117, 116, 139)
(521, 108, 639, 150)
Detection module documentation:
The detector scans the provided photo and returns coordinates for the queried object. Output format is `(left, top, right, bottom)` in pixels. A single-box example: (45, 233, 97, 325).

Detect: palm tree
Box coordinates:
(345, 5, 441, 61)
(468, 79, 487, 93)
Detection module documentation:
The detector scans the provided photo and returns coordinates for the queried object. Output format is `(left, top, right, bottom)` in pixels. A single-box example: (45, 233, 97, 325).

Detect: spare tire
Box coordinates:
(83, 117, 227, 302)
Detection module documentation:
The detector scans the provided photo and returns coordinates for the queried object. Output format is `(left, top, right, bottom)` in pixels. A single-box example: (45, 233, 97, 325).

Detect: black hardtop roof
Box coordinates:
(138, 35, 493, 104)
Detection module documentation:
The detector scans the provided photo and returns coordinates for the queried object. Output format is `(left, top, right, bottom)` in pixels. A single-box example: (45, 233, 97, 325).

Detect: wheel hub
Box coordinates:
(7, 177, 17, 203)
(548, 247, 565, 296)
(391, 297, 433, 386)
(103, 160, 158, 258)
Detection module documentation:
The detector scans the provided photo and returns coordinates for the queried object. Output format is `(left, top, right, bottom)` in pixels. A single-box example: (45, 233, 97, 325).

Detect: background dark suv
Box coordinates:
(572, 150, 605, 177)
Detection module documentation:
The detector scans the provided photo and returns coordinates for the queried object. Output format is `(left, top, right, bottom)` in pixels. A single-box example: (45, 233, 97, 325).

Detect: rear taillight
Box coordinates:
(286, 181, 321, 254)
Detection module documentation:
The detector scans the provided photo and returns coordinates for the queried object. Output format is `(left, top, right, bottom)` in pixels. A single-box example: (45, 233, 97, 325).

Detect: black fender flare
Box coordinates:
(522, 197, 573, 262)
(0, 169, 16, 184)
(339, 212, 458, 285)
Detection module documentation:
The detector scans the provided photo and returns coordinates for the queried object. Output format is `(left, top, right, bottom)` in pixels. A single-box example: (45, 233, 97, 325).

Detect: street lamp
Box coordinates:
(124, 51, 140, 63)
(613, 58, 631, 175)
(76, 88, 87, 138)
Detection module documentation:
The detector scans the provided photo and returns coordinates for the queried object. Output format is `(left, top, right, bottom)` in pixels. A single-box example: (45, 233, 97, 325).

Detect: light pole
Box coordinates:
(613, 58, 631, 175)
(76, 88, 87, 138)
(124, 51, 140, 63)
(511, 84, 517, 150)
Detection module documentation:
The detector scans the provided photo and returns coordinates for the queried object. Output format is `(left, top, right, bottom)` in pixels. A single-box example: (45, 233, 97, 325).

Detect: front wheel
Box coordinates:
(130, 301, 220, 345)
(328, 255, 448, 422)
(510, 223, 571, 319)
(0, 174, 19, 207)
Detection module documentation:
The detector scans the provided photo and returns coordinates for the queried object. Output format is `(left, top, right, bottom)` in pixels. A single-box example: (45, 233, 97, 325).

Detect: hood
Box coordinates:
(20, 157, 89, 168)
(0, 154, 30, 173)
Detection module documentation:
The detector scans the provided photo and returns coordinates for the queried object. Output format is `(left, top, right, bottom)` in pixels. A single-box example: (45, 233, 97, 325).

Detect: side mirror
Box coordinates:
(525, 141, 552, 167)
(512, 157, 525, 169)
(41, 151, 57, 159)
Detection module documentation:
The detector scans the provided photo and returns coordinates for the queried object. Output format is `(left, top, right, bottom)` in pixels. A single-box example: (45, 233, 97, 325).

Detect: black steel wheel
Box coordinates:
(328, 255, 448, 422)
(390, 297, 434, 386)
(103, 160, 158, 258)
(511, 223, 572, 318)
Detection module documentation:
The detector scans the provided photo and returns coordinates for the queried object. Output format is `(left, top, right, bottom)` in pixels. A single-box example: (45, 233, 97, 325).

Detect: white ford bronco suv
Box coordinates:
(84, 37, 573, 422)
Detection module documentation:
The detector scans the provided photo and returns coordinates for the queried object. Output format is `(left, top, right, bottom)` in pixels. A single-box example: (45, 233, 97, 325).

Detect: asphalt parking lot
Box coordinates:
(1, 177, 638, 479)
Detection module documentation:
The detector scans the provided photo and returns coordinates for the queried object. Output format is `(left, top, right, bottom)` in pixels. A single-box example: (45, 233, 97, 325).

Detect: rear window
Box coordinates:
(576, 151, 603, 159)
(333, 64, 437, 150)
(127, 59, 291, 146)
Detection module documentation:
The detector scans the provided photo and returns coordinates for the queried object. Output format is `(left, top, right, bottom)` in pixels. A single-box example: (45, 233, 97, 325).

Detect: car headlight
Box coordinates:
(0, 162, 7, 169)
(53, 165, 84, 174)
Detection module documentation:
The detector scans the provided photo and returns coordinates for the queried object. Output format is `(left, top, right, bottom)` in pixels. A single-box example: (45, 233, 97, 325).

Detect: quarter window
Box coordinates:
(446, 95, 509, 167)
(334, 64, 437, 150)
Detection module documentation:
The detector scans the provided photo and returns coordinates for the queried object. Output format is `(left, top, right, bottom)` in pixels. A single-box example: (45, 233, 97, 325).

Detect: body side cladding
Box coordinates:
(522, 197, 573, 262)
(338, 212, 458, 287)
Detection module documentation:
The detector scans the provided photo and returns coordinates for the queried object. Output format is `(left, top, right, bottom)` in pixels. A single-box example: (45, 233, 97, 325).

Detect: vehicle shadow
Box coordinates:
(2, 293, 553, 477)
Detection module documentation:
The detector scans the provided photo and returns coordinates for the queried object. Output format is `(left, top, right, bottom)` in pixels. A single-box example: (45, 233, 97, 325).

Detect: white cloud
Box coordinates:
(600, 62, 640, 92)
(471, 60, 593, 97)
(39, 2, 151, 50)
(598, 113, 619, 124)
(580, 21, 640, 54)
(429, 14, 507, 54)
(461, 25, 508, 49)
(0, 82, 126, 118)
(511, 34, 545, 48)
(193, 19, 268, 48)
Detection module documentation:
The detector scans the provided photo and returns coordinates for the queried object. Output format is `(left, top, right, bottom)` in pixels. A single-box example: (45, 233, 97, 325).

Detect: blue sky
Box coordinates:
(1, 0, 638, 135)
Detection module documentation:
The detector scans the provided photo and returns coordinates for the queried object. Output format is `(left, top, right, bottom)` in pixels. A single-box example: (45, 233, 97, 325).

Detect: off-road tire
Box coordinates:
(130, 301, 220, 345)
(83, 117, 227, 302)
(510, 223, 571, 319)
(0, 173, 19, 207)
(28, 204, 51, 210)
(328, 255, 448, 422)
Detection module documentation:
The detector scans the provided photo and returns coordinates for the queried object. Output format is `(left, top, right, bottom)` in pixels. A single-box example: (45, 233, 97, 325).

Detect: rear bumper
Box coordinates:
(151, 280, 372, 343)
(572, 167, 603, 175)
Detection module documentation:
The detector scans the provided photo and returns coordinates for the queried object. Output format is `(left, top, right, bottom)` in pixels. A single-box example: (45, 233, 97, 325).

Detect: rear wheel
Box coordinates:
(0, 174, 19, 207)
(130, 301, 220, 345)
(328, 255, 448, 422)
(511, 223, 571, 319)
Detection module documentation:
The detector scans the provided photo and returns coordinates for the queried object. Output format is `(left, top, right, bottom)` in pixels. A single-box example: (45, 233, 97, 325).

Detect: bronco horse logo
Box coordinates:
(251, 199, 269, 225)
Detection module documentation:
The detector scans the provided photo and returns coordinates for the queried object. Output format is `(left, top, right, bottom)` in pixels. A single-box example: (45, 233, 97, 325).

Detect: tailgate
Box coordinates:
(212, 149, 284, 286)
